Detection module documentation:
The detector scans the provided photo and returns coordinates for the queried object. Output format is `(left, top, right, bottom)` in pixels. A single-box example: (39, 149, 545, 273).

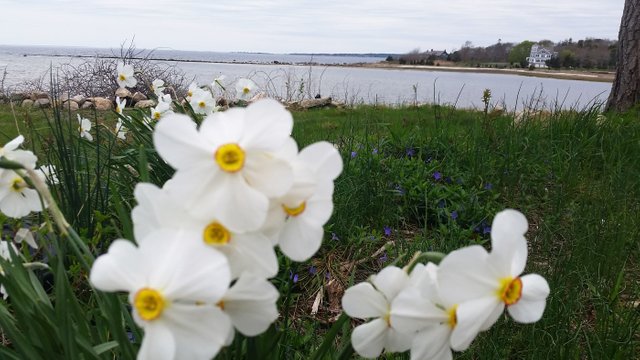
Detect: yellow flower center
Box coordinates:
(217, 300, 225, 310)
(116, 106, 121, 113)
(497, 277, 523, 305)
(198, 101, 206, 108)
(134, 288, 165, 321)
(119, 74, 126, 81)
(153, 111, 161, 120)
(243, 87, 250, 94)
(383, 312, 391, 327)
(203, 222, 231, 246)
(11, 177, 26, 192)
(447, 304, 458, 328)
(187, 90, 193, 97)
(214, 143, 245, 172)
(283, 202, 306, 217)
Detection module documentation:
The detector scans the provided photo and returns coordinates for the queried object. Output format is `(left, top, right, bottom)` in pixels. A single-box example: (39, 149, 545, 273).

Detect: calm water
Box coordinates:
(0, 45, 611, 110)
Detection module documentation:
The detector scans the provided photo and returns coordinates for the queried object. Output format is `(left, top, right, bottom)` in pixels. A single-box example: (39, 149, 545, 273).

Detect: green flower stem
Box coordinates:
(404, 251, 447, 273)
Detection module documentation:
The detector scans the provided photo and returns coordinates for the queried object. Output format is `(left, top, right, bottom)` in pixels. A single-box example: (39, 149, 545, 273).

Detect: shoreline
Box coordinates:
(15, 53, 615, 83)
(356, 63, 615, 83)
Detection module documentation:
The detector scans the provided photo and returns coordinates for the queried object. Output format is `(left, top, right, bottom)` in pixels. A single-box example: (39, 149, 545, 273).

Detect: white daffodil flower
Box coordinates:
(115, 96, 126, 115)
(342, 266, 413, 358)
(152, 79, 166, 97)
(262, 141, 343, 261)
(218, 273, 279, 339)
(15, 228, 38, 249)
(116, 62, 137, 88)
(90, 231, 232, 360)
(437, 209, 550, 351)
(235, 78, 256, 100)
(132, 183, 279, 279)
(77, 114, 93, 141)
(0, 240, 19, 299)
(115, 119, 127, 140)
(38, 164, 59, 184)
(150, 101, 173, 121)
(189, 88, 216, 115)
(391, 263, 460, 360)
(0, 135, 37, 169)
(186, 82, 199, 99)
(211, 75, 226, 91)
(153, 99, 294, 231)
(0, 170, 45, 218)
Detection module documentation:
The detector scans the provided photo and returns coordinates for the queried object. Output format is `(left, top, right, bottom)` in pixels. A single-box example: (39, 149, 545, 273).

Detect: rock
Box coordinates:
(30, 92, 49, 101)
(248, 92, 268, 103)
(58, 92, 70, 103)
(134, 100, 156, 109)
(21, 99, 34, 108)
(81, 101, 95, 109)
(10, 93, 29, 102)
(34, 98, 51, 108)
(62, 100, 79, 111)
(132, 92, 148, 103)
(92, 97, 113, 111)
(299, 97, 332, 109)
(71, 95, 86, 106)
(115, 87, 133, 99)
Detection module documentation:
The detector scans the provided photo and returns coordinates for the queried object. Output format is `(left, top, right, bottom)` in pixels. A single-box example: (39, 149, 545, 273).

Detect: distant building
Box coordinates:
(526, 45, 556, 68)
(424, 49, 448, 60)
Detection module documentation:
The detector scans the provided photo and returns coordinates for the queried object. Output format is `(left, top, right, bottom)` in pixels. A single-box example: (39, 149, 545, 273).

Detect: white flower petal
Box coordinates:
(208, 173, 269, 231)
(507, 274, 550, 323)
(278, 217, 323, 262)
(244, 153, 293, 198)
(241, 99, 293, 151)
(137, 321, 175, 360)
(372, 266, 410, 302)
(222, 274, 279, 336)
(301, 193, 334, 227)
(490, 209, 529, 276)
(298, 141, 343, 181)
(163, 304, 230, 360)
(142, 230, 230, 302)
(199, 109, 245, 145)
(390, 287, 447, 334)
(351, 318, 388, 359)
(90, 240, 144, 292)
(153, 114, 212, 170)
(3, 135, 24, 151)
(219, 232, 278, 279)
(342, 282, 388, 319)
(385, 326, 412, 352)
(437, 245, 496, 304)
(410, 325, 452, 360)
(450, 297, 502, 351)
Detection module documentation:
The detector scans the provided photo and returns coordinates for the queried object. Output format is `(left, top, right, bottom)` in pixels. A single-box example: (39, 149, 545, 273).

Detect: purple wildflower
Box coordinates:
(379, 252, 388, 262)
(484, 183, 493, 190)
(384, 226, 392, 237)
(309, 266, 317, 275)
(451, 211, 458, 220)
(433, 171, 442, 181)
(406, 148, 416, 157)
(351, 151, 357, 158)
(372, 148, 379, 155)
(483, 225, 492, 234)
(331, 232, 340, 241)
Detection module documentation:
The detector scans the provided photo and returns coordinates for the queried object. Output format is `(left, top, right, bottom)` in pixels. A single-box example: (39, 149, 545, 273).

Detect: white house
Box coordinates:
(526, 45, 556, 68)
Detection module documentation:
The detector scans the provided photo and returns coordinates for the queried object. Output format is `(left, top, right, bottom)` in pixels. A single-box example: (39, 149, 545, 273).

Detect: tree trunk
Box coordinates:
(605, 0, 640, 113)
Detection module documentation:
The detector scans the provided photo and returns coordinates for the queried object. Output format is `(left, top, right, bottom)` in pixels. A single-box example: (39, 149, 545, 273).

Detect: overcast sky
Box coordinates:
(0, 0, 625, 53)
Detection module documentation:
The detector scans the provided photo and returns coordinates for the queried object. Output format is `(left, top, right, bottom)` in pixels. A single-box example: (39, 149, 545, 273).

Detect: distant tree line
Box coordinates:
(395, 37, 618, 70)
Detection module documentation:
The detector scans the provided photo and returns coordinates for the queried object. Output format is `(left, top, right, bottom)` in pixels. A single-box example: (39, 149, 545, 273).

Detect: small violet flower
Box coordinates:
(433, 171, 442, 181)
(451, 211, 459, 220)
(309, 266, 317, 275)
(484, 183, 493, 190)
(384, 226, 392, 237)
(351, 151, 357, 159)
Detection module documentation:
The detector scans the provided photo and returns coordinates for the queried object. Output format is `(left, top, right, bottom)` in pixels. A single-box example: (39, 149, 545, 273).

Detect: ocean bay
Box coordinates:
(0, 45, 611, 110)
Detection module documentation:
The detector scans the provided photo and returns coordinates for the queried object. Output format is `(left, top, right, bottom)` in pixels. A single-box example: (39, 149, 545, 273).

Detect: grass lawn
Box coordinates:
(0, 102, 638, 358)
